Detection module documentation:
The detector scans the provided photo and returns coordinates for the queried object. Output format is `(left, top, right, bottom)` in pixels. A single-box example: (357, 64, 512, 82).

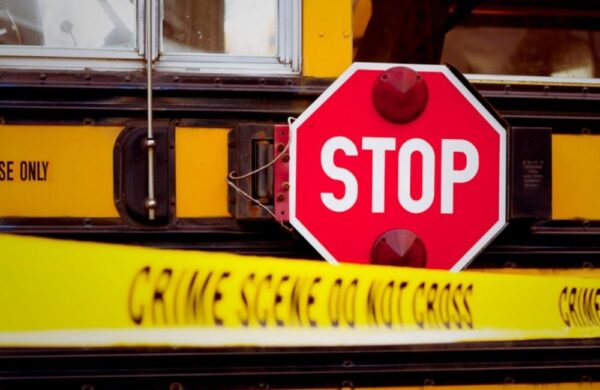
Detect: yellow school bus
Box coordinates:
(0, 0, 599, 388)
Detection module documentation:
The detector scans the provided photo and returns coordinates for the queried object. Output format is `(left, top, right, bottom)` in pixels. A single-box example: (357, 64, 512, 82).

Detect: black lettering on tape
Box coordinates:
(559, 287, 570, 327)
(255, 274, 272, 327)
(212, 271, 230, 326)
(274, 275, 290, 327)
(172, 270, 187, 326)
(413, 282, 426, 329)
(596, 289, 600, 323)
(396, 281, 409, 327)
(562, 287, 600, 328)
(568, 288, 580, 327)
(426, 283, 439, 329)
(439, 283, 451, 329)
(381, 280, 394, 328)
(463, 284, 474, 329)
(367, 280, 381, 326)
(238, 273, 255, 327)
(128, 266, 150, 325)
(307, 277, 321, 327)
(452, 284, 463, 329)
(185, 271, 214, 325)
(328, 279, 342, 327)
(290, 277, 306, 326)
(345, 279, 358, 328)
(152, 268, 173, 325)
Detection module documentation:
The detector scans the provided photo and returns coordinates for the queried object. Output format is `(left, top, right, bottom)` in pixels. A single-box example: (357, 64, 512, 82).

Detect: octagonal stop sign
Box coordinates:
(290, 63, 507, 271)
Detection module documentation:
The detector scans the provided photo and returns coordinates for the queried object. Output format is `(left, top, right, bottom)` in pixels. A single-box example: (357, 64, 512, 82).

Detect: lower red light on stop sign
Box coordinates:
(290, 63, 506, 271)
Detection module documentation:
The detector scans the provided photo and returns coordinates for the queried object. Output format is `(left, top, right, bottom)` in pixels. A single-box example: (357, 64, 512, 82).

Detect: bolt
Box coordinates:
(276, 143, 285, 152)
(145, 198, 157, 209)
(282, 155, 290, 162)
(144, 138, 157, 148)
(277, 193, 286, 202)
(282, 182, 290, 191)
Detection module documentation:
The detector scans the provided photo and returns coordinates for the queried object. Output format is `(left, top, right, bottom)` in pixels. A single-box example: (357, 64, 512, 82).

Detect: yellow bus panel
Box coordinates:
(303, 0, 353, 78)
(0, 125, 121, 218)
(175, 127, 230, 218)
(552, 134, 600, 220)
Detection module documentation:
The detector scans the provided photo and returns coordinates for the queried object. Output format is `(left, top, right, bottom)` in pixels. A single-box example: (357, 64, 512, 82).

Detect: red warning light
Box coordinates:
(372, 66, 428, 124)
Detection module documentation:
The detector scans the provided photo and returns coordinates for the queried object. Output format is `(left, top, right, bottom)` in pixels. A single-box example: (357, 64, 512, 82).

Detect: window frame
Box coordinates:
(0, 0, 144, 70)
(154, 0, 301, 74)
(0, 0, 301, 75)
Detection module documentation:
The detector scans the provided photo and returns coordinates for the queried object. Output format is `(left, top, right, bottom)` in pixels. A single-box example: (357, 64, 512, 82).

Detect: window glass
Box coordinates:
(162, 0, 277, 56)
(0, 0, 137, 50)
(442, 27, 600, 78)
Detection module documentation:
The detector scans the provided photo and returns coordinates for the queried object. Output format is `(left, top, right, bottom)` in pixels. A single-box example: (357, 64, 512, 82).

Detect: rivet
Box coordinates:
(282, 182, 290, 191)
(318, 30, 325, 38)
(343, 31, 350, 38)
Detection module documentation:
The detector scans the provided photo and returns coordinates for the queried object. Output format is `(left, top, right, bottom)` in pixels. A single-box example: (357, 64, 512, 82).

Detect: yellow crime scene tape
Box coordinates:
(0, 234, 599, 347)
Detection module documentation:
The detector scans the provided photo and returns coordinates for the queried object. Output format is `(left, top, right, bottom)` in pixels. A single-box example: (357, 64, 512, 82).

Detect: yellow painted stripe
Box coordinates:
(0, 125, 120, 218)
(303, 0, 353, 77)
(552, 134, 600, 220)
(175, 127, 230, 218)
(1, 234, 599, 347)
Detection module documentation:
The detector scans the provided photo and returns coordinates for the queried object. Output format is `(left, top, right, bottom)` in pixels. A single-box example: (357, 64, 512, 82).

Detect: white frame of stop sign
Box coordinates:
(290, 62, 507, 271)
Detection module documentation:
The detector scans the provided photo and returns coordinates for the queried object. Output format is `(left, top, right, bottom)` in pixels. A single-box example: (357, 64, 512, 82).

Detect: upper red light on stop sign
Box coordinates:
(290, 63, 507, 271)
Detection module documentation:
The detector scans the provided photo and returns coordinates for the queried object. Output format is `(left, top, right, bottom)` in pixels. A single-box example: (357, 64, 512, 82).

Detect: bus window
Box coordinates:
(352, 0, 600, 79)
(0, 0, 137, 50)
(0, 0, 299, 73)
(157, 0, 299, 73)
(162, 0, 277, 56)
(442, 27, 600, 78)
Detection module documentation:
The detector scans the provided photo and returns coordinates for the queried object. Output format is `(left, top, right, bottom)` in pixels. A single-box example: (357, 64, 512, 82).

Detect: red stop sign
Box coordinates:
(290, 63, 507, 270)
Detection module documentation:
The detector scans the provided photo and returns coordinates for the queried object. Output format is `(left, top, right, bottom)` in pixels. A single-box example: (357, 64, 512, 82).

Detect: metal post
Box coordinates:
(145, 0, 156, 220)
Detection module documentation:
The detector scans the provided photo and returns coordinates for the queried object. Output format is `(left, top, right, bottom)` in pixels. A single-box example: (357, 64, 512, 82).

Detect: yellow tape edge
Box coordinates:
(1, 234, 599, 347)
